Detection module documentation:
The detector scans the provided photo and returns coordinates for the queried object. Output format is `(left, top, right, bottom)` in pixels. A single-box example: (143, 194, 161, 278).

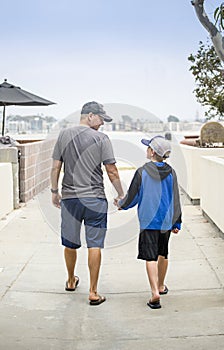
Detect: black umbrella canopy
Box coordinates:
(0, 79, 55, 135)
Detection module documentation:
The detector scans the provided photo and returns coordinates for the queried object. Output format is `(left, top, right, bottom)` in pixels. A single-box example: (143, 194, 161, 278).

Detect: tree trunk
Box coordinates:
(191, 0, 224, 62)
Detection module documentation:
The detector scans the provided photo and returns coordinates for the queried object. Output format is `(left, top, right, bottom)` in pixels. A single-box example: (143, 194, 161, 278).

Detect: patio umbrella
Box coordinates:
(0, 79, 55, 136)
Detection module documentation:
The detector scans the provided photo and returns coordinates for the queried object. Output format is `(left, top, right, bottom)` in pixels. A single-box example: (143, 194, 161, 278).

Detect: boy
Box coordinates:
(116, 135, 182, 309)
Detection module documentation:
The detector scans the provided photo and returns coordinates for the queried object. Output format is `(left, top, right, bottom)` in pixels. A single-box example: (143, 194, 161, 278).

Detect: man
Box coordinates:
(51, 101, 124, 305)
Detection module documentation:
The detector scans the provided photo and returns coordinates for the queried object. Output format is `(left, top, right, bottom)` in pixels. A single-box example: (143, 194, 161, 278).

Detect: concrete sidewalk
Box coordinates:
(0, 190, 224, 350)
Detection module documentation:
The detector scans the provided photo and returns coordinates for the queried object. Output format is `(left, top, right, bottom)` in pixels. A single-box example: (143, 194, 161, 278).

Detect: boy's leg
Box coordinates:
(158, 255, 168, 292)
(157, 230, 171, 293)
(138, 230, 160, 301)
(146, 261, 160, 301)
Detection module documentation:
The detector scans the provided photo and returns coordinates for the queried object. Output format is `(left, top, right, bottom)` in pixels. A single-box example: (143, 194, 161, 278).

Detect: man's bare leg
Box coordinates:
(64, 247, 78, 289)
(158, 255, 168, 293)
(146, 261, 160, 301)
(88, 248, 102, 301)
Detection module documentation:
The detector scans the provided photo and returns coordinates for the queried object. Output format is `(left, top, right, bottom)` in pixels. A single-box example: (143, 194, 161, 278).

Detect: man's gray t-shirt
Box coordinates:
(52, 126, 116, 199)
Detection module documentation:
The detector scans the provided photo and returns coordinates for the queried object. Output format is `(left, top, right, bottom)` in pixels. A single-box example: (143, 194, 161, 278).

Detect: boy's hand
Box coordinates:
(172, 228, 179, 234)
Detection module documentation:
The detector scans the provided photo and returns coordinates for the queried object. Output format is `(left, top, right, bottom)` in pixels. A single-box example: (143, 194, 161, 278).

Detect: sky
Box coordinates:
(0, 0, 222, 122)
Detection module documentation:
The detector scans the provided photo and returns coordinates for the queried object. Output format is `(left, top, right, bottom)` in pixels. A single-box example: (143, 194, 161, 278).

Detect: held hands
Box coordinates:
(113, 195, 123, 209)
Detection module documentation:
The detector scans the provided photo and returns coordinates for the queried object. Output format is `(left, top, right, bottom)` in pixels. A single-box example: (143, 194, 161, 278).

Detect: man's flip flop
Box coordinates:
(159, 285, 169, 295)
(65, 276, 79, 291)
(89, 295, 106, 306)
(147, 299, 161, 309)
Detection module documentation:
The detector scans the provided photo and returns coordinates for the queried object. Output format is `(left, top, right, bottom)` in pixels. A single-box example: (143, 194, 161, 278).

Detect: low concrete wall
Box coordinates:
(169, 143, 224, 203)
(200, 156, 224, 233)
(17, 139, 55, 202)
(0, 163, 14, 219)
(0, 147, 20, 209)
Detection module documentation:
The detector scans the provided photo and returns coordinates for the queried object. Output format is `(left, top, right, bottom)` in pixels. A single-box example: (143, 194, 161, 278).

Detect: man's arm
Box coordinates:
(104, 163, 124, 201)
(50, 159, 62, 208)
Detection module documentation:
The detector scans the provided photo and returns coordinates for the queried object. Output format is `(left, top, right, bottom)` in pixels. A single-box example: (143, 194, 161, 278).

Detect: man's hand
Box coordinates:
(52, 193, 61, 208)
(113, 198, 118, 206)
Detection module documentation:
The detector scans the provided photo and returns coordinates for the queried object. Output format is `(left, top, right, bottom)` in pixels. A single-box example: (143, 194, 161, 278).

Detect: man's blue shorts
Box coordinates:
(61, 198, 108, 249)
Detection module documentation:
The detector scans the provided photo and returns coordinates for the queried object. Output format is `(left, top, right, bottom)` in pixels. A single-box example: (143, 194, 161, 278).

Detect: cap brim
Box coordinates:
(141, 139, 150, 146)
(100, 114, 113, 122)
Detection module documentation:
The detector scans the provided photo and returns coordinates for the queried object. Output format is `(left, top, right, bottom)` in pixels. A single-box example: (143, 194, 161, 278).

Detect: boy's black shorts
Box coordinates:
(137, 229, 171, 261)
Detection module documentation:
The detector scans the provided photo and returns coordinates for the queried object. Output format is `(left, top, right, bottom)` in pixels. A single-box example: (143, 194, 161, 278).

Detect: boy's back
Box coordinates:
(119, 161, 181, 232)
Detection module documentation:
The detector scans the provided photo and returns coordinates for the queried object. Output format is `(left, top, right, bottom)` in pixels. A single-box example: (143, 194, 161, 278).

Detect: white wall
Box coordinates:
(169, 143, 224, 202)
(200, 156, 224, 233)
(0, 163, 14, 219)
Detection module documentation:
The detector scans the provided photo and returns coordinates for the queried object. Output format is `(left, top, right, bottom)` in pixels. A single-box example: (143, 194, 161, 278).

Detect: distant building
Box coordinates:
(166, 121, 203, 133)
(64, 103, 164, 133)
(6, 114, 57, 134)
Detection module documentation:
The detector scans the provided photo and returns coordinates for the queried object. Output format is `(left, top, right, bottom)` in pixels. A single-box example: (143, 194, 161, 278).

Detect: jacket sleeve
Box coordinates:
(172, 169, 182, 230)
(118, 168, 142, 210)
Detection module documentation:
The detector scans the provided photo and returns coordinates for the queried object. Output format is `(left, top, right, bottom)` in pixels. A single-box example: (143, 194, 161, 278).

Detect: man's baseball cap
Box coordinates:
(141, 135, 171, 158)
(81, 101, 112, 122)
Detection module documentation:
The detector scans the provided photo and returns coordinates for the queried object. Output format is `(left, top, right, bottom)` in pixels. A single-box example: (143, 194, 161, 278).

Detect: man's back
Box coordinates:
(52, 126, 115, 199)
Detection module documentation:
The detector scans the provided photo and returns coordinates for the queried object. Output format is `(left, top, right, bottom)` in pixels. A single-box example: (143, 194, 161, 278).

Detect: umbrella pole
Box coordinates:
(1, 105, 6, 136)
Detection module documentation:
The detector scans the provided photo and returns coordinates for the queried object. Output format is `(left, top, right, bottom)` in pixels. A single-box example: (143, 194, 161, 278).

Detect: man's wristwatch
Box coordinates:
(51, 188, 59, 194)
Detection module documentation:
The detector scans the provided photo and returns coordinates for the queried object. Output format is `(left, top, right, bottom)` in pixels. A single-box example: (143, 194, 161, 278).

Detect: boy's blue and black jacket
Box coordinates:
(119, 161, 182, 231)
